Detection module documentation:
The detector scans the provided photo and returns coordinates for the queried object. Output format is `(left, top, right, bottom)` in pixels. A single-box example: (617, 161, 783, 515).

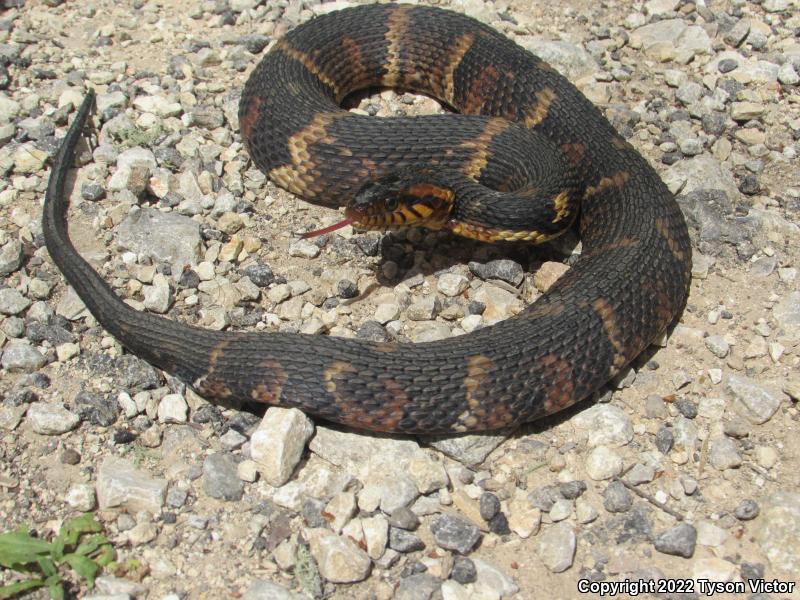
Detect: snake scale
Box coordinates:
(43, 3, 691, 434)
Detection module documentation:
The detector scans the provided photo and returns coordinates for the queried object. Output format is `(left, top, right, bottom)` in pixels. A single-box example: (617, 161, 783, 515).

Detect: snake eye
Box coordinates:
(385, 197, 399, 211)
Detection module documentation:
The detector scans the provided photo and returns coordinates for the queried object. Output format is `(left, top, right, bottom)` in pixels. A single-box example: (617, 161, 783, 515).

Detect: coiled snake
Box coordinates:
(43, 4, 691, 434)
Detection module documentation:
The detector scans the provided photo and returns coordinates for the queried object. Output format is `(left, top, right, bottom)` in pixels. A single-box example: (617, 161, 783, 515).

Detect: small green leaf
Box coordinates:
(63, 553, 99, 588)
(36, 557, 57, 578)
(95, 545, 116, 567)
(74, 534, 108, 557)
(0, 578, 45, 599)
(45, 577, 64, 600)
(52, 514, 101, 560)
(0, 527, 52, 568)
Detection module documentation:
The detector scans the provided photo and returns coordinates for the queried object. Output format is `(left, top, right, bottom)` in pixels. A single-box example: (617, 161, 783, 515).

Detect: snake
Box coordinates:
(42, 3, 691, 434)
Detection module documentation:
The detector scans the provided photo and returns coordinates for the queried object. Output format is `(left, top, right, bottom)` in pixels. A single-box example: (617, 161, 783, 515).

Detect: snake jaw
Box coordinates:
(344, 171, 456, 231)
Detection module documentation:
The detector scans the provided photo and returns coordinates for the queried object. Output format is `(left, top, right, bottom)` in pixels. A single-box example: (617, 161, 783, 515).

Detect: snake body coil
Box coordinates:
(43, 4, 691, 434)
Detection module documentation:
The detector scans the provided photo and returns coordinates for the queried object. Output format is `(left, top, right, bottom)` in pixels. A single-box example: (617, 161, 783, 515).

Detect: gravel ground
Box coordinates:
(1, 0, 799, 599)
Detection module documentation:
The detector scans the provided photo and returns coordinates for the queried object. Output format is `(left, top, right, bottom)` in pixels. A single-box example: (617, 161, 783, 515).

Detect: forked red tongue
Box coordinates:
(301, 217, 354, 238)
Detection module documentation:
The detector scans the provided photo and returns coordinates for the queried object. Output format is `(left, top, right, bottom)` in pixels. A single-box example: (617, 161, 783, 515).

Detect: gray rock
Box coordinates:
(673, 416, 698, 453)
(585, 445, 623, 480)
(571, 404, 633, 447)
(676, 82, 703, 106)
(731, 101, 765, 122)
(95, 91, 127, 113)
(519, 39, 600, 80)
(549, 498, 572, 522)
(603, 480, 633, 513)
(394, 574, 440, 600)
(1, 341, 46, 371)
(117, 208, 202, 267)
(143, 282, 172, 314)
(96, 457, 167, 513)
(388, 507, 420, 530)
(479, 492, 501, 521)
(430, 514, 481, 554)
(723, 19, 750, 47)
(536, 522, 577, 572)
(219, 428, 247, 450)
(93, 576, 146, 599)
(773, 291, 800, 329)
(472, 558, 519, 597)
(625, 463, 656, 485)
(202, 453, 244, 501)
(630, 20, 685, 58)
(665, 155, 739, 200)
(389, 527, 425, 552)
(654, 523, 696, 558)
(709, 437, 742, 470)
(644, 395, 668, 418)
(778, 63, 800, 85)
(0, 93, 21, 122)
(0, 287, 31, 315)
(426, 433, 507, 466)
(26, 402, 80, 435)
(251, 408, 314, 486)
(451, 557, 477, 584)
(655, 425, 674, 454)
(645, 0, 678, 16)
(0, 239, 23, 276)
(407, 295, 441, 321)
(157, 393, 188, 424)
(0, 405, 26, 431)
(288, 239, 320, 258)
(704, 335, 730, 358)
(763, 0, 790, 12)
(755, 492, 800, 576)
(437, 273, 469, 297)
(362, 515, 389, 559)
(242, 580, 309, 600)
(305, 527, 371, 583)
(309, 425, 430, 482)
(380, 475, 419, 514)
(469, 259, 524, 286)
(65, 483, 97, 512)
(724, 375, 782, 424)
(734, 499, 760, 521)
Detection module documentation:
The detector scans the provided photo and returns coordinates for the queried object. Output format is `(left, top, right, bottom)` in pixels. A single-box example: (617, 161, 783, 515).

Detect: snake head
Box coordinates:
(345, 169, 456, 231)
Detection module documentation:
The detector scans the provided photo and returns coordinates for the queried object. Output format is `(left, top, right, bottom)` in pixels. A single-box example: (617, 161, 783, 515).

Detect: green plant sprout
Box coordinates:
(0, 513, 115, 599)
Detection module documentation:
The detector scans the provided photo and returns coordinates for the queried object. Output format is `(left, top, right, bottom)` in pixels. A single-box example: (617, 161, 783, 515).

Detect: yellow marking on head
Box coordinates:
(591, 298, 628, 374)
(523, 87, 557, 128)
(274, 39, 342, 100)
(460, 118, 511, 181)
(583, 171, 631, 199)
(402, 204, 432, 220)
(383, 5, 413, 88)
